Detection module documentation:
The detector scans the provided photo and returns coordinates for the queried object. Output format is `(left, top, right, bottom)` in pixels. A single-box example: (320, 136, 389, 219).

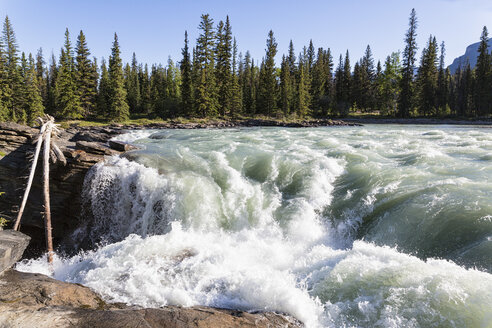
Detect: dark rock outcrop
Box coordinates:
(0, 230, 30, 274)
(0, 122, 125, 257)
(0, 269, 301, 328)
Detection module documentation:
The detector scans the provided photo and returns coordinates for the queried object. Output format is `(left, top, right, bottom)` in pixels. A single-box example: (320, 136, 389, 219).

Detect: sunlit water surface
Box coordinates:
(18, 125, 492, 327)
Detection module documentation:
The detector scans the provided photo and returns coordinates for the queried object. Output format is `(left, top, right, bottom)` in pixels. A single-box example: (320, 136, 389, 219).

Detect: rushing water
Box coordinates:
(18, 125, 492, 327)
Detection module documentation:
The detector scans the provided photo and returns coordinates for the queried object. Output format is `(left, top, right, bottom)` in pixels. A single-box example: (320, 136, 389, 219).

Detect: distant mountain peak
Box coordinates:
(448, 39, 492, 74)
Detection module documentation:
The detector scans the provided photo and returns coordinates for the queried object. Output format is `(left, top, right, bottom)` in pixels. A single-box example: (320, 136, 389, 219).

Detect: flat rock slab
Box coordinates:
(0, 270, 302, 328)
(0, 230, 30, 274)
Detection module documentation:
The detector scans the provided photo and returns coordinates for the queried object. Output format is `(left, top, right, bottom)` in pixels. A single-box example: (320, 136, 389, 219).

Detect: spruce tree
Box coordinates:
(108, 33, 129, 121)
(360, 45, 376, 110)
(257, 30, 278, 116)
(475, 26, 491, 116)
(126, 53, 141, 114)
(97, 59, 110, 117)
(230, 37, 242, 117)
(0, 36, 8, 121)
(311, 48, 326, 116)
(379, 52, 402, 115)
(55, 28, 83, 119)
(75, 30, 97, 117)
(139, 64, 151, 114)
(165, 57, 181, 117)
(180, 31, 193, 116)
(398, 9, 418, 117)
(340, 51, 352, 114)
(46, 53, 58, 115)
(437, 41, 449, 114)
(2, 16, 23, 121)
(287, 40, 297, 113)
(35, 48, 48, 108)
(307, 40, 315, 73)
(297, 60, 311, 117)
(416, 36, 438, 116)
(195, 14, 218, 117)
(242, 51, 255, 115)
(215, 16, 233, 116)
(279, 55, 292, 115)
(321, 49, 334, 115)
(24, 53, 44, 123)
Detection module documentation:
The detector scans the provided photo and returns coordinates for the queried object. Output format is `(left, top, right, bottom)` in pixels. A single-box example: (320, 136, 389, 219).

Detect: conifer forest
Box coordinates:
(0, 10, 491, 123)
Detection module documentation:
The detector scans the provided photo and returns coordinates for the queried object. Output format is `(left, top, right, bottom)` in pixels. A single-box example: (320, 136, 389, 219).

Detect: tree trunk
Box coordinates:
(43, 123, 54, 264)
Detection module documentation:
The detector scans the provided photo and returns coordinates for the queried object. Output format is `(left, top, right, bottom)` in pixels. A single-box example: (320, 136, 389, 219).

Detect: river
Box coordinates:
(18, 125, 492, 327)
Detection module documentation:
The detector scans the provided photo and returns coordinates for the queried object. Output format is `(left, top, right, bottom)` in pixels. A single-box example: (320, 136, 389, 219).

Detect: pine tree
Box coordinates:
(24, 53, 44, 123)
(416, 35, 438, 116)
(180, 31, 193, 116)
(195, 14, 218, 117)
(475, 26, 491, 116)
(108, 33, 129, 121)
(75, 30, 97, 117)
(55, 28, 82, 119)
(257, 30, 278, 116)
(215, 16, 233, 116)
(398, 8, 418, 117)
(2, 16, 23, 121)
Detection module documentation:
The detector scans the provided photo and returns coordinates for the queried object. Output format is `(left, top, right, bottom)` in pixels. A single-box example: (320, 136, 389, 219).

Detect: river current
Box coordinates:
(18, 125, 492, 327)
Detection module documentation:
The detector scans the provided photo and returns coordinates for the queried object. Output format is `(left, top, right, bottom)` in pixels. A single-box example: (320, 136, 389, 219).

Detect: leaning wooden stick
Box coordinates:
(43, 120, 54, 264)
(13, 120, 47, 231)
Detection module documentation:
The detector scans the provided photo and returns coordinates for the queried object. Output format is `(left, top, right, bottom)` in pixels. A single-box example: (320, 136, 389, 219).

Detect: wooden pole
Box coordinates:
(43, 121, 54, 264)
(13, 122, 47, 231)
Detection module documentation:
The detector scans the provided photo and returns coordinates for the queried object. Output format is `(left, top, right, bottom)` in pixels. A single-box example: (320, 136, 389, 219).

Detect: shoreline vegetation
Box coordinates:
(0, 10, 491, 126)
(56, 115, 492, 130)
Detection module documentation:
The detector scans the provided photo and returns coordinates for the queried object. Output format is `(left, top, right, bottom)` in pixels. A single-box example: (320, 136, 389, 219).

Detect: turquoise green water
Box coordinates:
(19, 125, 492, 327)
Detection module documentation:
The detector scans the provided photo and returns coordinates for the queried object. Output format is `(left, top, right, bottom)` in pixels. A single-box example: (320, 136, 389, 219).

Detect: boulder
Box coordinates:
(108, 140, 138, 152)
(0, 230, 31, 274)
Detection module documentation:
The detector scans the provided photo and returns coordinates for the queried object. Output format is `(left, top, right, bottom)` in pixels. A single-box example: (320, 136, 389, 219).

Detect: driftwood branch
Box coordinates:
(14, 114, 61, 264)
(13, 123, 47, 231)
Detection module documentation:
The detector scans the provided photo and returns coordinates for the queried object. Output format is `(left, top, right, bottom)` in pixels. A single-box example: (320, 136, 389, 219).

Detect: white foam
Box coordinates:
(17, 126, 492, 327)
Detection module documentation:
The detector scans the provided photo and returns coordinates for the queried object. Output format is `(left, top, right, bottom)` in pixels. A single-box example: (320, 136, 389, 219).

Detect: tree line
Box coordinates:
(0, 10, 491, 123)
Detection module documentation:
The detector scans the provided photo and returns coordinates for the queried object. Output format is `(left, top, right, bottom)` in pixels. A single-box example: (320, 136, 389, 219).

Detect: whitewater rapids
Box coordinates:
(18, 125, 492, 327)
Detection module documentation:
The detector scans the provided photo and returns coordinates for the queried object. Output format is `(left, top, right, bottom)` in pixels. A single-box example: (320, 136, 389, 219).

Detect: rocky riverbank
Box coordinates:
(0, 269, 300, 328)
(0, 118, 357, 255)
(0, 230, 300, 328)
(0, 119, 361, 327)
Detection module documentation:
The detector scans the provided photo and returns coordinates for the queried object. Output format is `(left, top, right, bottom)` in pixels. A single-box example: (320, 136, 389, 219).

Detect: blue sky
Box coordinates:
(1, 0, 491, 68)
